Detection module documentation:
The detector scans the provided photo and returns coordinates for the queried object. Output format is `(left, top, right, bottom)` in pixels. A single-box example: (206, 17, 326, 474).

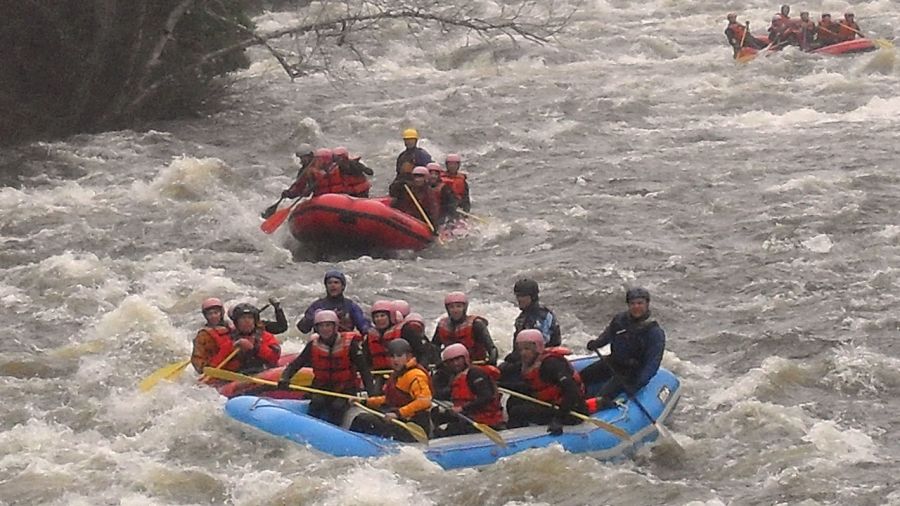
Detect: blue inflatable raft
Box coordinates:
(223, 356, 681, 470)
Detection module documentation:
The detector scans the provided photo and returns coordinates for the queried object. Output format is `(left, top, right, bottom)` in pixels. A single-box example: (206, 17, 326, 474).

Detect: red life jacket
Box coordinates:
(435, 315, 489, 362)
(365, 326, 400, 370)
(384, 362, 431, 408)
(309, 332, 361, 392)
(837, 21, 860, 40)
(728, 21, 747, 42)
(310, 164, 348, 196)
(450, 365, 504, 426)
(395, 185, 439, 224)
(228, 327, 282, 372)
(341, 173, 371, 196)
(205, 326, 237, 369)
(440, 173, 467, 201)
(522, 347, 584, 404)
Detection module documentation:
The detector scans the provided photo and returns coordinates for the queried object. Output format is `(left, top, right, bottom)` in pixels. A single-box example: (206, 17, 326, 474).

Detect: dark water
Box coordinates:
(1, 1, 899, 505)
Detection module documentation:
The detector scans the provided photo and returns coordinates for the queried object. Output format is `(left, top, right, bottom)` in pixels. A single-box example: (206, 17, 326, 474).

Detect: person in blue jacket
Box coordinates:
(296, 270, 371, 334)
(580, 287, 665, 410)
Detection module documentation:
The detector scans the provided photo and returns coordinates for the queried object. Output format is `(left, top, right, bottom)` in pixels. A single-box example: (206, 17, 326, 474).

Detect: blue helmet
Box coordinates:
(324, 270, 346, 287)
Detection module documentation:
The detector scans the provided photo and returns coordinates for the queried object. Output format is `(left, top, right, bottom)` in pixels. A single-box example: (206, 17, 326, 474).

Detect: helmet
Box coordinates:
(404, 312, 424, 326)
(296, 144, 314, 156)
(445, 153, 461, 164)
(390, 310, 404, 326)
(313, 309, 339, 325)
(726, 13, 736, 21)
(780, 4, 789, 14)
(324, 270, 347, 287)
(515, 329, 545, 352)
(412, 166, 429, 176)
(371, 300, 393, 315)
(426, 162, 443, 173)
(444, 291, 468, 306)
(513, 278, 539, 298)
(231, 303, 260, 322)
(387, 338, 412, 356)
(201, 297, 223, 311)
(402, 128, 419, 140)
(822, 13, 831, 18)
(441, 343, 469, 363)
(333, 146, 349, 159)
(392, 300, 411, 318)
(625, 287, 651, 303)
(844, 12, 854, 18)
(315, 148, 333, 162)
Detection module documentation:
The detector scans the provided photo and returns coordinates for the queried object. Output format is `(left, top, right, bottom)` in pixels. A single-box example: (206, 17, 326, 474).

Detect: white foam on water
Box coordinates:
(319, 464, 436, 506)
(801, 234, 834, 253)
(803, 421, 880, 465)
(706, 356, 800, 408)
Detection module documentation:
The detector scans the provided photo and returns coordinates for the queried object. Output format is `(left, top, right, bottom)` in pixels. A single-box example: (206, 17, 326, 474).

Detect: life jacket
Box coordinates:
(817, 21, 840, 43)
(384, 361, 432, 411)
(837, 21, 860, 41)
(310, 164, 347, 196)
(365, 325, 401, 370)
(429, 183, 449, 221)
(191, 325, 235, 373)
(727, 21, 747, 45)
(440, 173, 468, 201)
(341, 173, 371, 197)
(521, 347, 584, 404)
(309, 332, 362, 392)
(435, 315, 489, 362)
(228, 327, 281, 373)
(395, 185, 439, 224)
(450, 365, 504, 426)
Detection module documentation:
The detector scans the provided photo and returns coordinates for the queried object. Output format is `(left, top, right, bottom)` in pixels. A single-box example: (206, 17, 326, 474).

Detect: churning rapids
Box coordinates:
(1, 1, 899, 505)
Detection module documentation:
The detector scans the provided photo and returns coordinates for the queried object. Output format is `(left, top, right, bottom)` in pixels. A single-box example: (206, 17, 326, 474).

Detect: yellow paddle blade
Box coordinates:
(874, 38, 894, 50)
(139, 359, 191, 392)
(473, 422, 508, 447)
(352, 401, 429, 444)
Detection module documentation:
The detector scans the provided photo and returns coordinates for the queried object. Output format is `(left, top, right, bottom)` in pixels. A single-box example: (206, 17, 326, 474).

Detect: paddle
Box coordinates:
(432, 399, 507, 447)
(497, 387, 629, 439)
(139, 359, 192, 392)
(351, 401, 430, 444)
(739, 21, 749, 51)
(260, 197, 303, 234)
(457, 209, 489, 224)
(593, 351, 683, 452)
(402, 184, 438, 236)
(845, 26, 893, 49)
(197, 348, 240, 384)
(202, 367, 427, 443)
(260, 197, 285, 219)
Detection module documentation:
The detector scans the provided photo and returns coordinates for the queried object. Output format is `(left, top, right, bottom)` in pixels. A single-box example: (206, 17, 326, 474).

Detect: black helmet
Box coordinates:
(625, 287, 650, 303)
(513, 278, 540, 298)
(387, 338, 412, 356)
(230, 303, 260, 322)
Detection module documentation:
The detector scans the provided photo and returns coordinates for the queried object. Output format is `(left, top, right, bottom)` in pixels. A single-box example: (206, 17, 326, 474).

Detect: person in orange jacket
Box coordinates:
(441, 153, 471, 213)
(837, 12, 862, 41)
(350, 339, 433, 441)
(190, 297, 234, 374)
(426, 162, 459, 224)
(332, 146, 373, 198)
(815, 13, 841, 47)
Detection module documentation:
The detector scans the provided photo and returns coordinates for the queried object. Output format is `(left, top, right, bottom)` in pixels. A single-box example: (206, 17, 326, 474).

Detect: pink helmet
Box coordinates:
(333, 146, 349, 159)
(371, 300, 393, 315)
(390, 310, 404, 326)
(441, 343, 470, 364)
(426, 162, 443, 173)
(392, 300, 411, 318)
(315, 148, 333, 162)
(201, 297, 223, 311)
(445, 153, 461, 164)
(412, 166, 429, 176)
(404, 312, 424, 326)
(444, 291, 468, 306)
(313, 309, 339, 325)
(515, 329, 545, 352)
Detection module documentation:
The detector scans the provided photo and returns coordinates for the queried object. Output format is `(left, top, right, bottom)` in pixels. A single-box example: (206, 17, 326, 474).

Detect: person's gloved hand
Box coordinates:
(586, 339, 600, 352)
(547, 418, 564, 436)
(277, 378, 291, 390)
(235, 338, 253, 352)
(281, 190, 292, 199)
(268, 297, 280, 308)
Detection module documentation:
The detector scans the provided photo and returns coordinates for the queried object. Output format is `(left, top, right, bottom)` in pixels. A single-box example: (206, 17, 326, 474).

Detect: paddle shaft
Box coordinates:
(403, 184, 437, 234)
(432, 398, 507, 447)
(202, 367, 362, 400)
(352, 401, 429, 443)
(457, 209, 488, 224)
(497, 386, 628, 439)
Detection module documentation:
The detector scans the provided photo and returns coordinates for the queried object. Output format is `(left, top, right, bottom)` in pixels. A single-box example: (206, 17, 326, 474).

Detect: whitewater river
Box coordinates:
(2, 1, 899, 504)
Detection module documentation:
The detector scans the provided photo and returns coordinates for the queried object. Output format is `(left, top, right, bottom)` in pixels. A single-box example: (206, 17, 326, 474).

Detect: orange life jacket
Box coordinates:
(440, 173, 468, 201)
(341, 173, 372, 196)
(435, 315, 489, 362)
(365, 325, 401, 370)
(521, 347, 584, 404)
(309, 332, 362, 392)
(837, 21, 860, 40)
(309, 164, 348, 196)
(450, 365, 504, 426)
(728, 21, 747, 43)
(191, 325, 235, 373)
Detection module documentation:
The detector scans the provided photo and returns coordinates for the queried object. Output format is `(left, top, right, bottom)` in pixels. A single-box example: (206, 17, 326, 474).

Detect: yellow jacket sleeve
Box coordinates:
(397, 368, 433, 420)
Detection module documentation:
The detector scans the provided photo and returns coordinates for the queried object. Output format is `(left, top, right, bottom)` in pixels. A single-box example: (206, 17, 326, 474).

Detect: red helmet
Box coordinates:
(445, 153, 461, 164)
(404, 312, 424, 326)
(412, 166, 429, 177)
(515, 329, 545, 352)
(313, 309, 339, 325)
(441, 343, 469, 364)
(444, 291, 468, 306)
(371, 300, 393, 315)
(426, 162, 443, 173)
(333, 146, 349, 159)
(315, 148, 333, 162)
(392, 300, 411, 318)
(201, 297, 223, 311)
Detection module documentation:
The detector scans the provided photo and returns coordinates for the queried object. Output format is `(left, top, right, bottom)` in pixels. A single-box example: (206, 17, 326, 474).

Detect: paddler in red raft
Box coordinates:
(724, 13, 767, 57)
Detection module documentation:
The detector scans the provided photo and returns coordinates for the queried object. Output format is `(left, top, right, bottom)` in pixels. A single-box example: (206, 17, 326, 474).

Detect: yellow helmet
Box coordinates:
(402, 128, 419, 140)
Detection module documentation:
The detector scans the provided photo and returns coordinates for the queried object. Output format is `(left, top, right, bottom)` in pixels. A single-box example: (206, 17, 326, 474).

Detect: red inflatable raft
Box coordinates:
(288, 193, 435, 252)
(736, 37, 878, 60)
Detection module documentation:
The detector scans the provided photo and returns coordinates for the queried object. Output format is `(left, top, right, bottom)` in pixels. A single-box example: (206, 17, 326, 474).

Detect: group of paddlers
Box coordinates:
(190, 271, 666, 441)
(271, 128, 471, 230)
(725, 5, 866, 56)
